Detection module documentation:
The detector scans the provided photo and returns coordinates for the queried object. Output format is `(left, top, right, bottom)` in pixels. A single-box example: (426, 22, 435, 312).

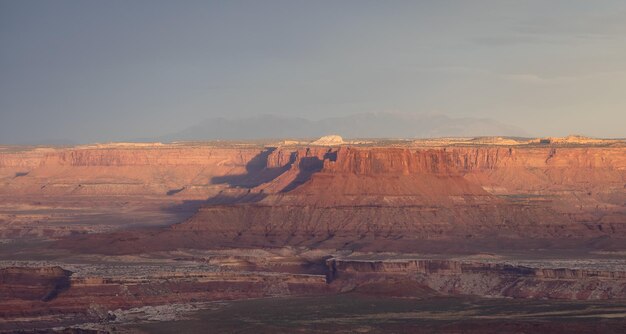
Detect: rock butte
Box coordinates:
(1, 137, 626, 331)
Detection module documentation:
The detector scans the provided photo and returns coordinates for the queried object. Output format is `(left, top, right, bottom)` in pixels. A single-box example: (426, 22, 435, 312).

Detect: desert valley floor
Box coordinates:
(0, 136, 625, 333)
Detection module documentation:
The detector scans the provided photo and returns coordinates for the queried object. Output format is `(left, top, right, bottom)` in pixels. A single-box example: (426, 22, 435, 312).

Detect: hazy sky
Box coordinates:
(1, 0, 625, 143)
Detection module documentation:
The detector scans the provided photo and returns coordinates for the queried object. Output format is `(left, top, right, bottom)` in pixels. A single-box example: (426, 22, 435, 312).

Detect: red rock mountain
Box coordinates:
(37, 143, 624, 254)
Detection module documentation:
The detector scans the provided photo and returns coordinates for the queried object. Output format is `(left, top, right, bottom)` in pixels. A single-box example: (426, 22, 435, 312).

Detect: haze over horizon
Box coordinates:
(1, 0, 626, 144)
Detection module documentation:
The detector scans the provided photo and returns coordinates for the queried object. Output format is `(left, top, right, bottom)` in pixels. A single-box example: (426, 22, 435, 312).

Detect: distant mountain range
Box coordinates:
(158, 112, 528, 141)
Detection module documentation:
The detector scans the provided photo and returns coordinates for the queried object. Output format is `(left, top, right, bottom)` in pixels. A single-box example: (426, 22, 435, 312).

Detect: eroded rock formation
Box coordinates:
(0, 266, 72, 302)
(327, 258, 626, 300)
(158, 145, 626, 253)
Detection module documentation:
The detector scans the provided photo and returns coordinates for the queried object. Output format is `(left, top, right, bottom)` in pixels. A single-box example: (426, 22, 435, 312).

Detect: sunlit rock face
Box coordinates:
(39, 141, 624, 255)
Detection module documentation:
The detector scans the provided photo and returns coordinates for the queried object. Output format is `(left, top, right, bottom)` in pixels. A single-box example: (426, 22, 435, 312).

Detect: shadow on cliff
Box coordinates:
(205, 191, 268, 205)
(161, 199, 210, 223)
(41, 271, 72, 302)
(172, 148, 335, 222)
(211, 147, 296, 188)
(160, 191, 269, 225)
(281, 149, 337, 193)
(159, 148, 294, 224)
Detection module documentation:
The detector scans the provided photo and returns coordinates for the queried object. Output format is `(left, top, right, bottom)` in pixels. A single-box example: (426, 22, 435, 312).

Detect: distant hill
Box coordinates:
(158, 112, 528, 141)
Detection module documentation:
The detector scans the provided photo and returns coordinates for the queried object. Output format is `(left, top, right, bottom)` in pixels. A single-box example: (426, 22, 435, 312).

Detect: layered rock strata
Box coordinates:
(161, 146, 626, 252)
(327, 258, 626, 300)
(1, 142, 625, 251)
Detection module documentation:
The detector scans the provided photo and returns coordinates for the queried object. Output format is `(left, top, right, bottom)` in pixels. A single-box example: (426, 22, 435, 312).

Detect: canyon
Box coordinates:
(0, 137, 625, 332)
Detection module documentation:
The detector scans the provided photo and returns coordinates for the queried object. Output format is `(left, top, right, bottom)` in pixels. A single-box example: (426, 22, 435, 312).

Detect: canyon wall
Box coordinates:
(2, 144, 623, 199)
(165, 145, 625, 253)
(0, 265, 330, 330)
(0, 144, 266, 198)
(1, 142, 624, 252)
(0, 266, 72, 302)
(0, 144, 271, 238)
(327, 258, 626, 300)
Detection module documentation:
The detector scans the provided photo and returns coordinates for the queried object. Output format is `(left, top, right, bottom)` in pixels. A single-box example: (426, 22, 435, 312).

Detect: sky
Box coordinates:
(1, 0, 625, 143)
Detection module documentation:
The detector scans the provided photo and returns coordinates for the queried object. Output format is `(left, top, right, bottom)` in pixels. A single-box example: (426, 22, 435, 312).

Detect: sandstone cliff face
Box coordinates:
(323, 147, 471, 175)
(327, 258, 626, 280)
(0, 265, 330, 327)
(0, 146, 258, 167)
(169, 145, 625, 252)
(261, 145, 625, 208)
(0, 145, 266, 198)
(321, 146, 626, 174)
(0, 266, 72, 301)
(326, 258, 626, 300)
(3, 144, 622, 199)
(0, 144, 279, 239)
(3, 143, 625, 252)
